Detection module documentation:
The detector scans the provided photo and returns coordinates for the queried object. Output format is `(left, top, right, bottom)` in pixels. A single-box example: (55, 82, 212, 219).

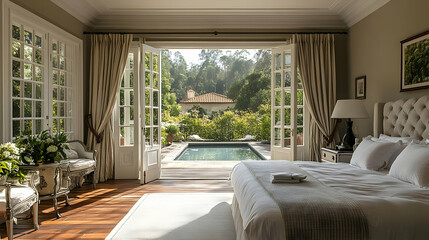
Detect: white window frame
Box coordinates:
(0, 0, 83, 142)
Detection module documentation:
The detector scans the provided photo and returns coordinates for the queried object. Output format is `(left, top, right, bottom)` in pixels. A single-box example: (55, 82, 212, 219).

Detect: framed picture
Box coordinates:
(355, 76, 366, 99)
(401, 30, 429, 91)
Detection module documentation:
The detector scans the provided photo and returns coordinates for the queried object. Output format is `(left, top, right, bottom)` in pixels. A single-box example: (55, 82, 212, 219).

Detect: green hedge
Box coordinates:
(162, 104, 271, 142)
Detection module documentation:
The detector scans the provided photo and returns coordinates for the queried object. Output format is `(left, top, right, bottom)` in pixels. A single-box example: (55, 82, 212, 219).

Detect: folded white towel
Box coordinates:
(271, 178, 301, 183)
(272, 172, 307, 180)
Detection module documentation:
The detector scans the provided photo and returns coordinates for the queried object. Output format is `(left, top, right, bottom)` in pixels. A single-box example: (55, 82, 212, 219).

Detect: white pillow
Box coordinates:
(379, 134, 412, 144)
(64, 149, 79, 159)
(351, 138, 405, 170)
(389, 143, 429, 188)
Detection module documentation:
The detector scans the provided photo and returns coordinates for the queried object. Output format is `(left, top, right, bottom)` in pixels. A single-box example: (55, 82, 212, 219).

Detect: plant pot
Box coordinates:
(167, 134, 174, 145)
(20, 163, 62, 196)
(6, 177, 19, 185)
(0, 175, 8, 185)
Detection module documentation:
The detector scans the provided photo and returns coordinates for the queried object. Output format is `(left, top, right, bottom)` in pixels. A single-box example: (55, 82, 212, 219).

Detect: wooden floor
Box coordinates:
(1, 178, 233, 239)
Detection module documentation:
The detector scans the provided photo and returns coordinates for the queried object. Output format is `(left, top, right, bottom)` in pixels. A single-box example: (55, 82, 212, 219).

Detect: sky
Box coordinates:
(170, 49, 259, 66)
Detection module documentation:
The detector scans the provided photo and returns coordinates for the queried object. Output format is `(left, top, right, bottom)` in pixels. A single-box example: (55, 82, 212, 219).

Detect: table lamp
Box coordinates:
(331, 99, 369, 150)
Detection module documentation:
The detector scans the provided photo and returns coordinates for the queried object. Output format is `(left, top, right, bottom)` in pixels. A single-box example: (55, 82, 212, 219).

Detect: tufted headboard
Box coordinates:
(374, 96, 429, 140)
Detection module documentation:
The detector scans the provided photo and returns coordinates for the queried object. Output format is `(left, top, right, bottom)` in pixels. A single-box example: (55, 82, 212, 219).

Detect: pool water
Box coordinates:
(175, 144, 263, 161)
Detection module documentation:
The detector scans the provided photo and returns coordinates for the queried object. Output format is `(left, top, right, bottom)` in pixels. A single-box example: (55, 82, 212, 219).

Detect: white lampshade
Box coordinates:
(331, 99, 369, 119)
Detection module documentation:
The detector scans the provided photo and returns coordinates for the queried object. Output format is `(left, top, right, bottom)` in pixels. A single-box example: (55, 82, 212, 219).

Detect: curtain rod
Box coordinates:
(83, 31, 347, 35)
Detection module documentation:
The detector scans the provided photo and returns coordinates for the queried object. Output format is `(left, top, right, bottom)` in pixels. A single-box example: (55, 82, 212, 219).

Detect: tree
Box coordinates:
(234, 72, 271, 111)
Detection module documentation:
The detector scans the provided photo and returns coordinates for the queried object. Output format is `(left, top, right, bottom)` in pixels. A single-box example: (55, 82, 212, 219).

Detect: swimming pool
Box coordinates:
(175, 143, 264, 161)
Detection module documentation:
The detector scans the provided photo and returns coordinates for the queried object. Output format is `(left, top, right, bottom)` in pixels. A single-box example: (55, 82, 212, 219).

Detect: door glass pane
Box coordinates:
(12, 41, 21, 58)
(13, 80, 21, 97)
(274, 90, 281, 106)
(12, 25, 21, 40)
(153, 54, 159, 72)
(24, 63, 32, 79)
(153, 91, 158, 106)
(284, 71, 291, 88)
(145, 52, 150, 70)
(153, 108, 159, 126)
(284, 108, 291, 126)
(12, 60, 21, 78)
(12, 121, 20, 137)
(274, 109, 281, 126)
(284, 53, 291, 67)
(153, 127, 159, 145)
(297, 127, 304, 146)
(24, 100, 32, 117)
(145, 71, 150, 88)
(274, 128, 281, 146)
(297, 107, 304, 126)
(24, 30, 32, 44)
(275, 72, 281, 88)
(145, 128, 151, 146)
(153, 73, 158, 89)
(13, 100, 21, 118)
(284, 90, 291, 106)
(35, 66, 42, 81)
(297, 90, 304, 106)
(35, 120, 42, 134)
(284, 128, 291, 148)
(145, 108, 150, 126)
(24, 120, 32, 134)
(24, 45, 32, 61)
(275, 53, 281, 70)
(145, 89, 150, 105)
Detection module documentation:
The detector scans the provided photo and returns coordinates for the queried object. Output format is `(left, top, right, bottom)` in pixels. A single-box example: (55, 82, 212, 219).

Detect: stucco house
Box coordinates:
(180, 90, 236, 114)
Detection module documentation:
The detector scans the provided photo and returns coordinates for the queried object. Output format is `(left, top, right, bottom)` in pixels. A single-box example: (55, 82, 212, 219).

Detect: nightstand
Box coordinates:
(321, 148, 353, 163)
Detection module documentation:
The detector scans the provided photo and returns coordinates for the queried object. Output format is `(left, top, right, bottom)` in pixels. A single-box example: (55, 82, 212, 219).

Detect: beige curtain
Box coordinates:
(87, 34, 132, 182)
(293, 34, 336, 161)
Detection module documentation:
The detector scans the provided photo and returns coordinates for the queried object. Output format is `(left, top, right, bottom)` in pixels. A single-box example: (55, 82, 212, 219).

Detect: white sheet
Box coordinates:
(231, 161, 429, 240)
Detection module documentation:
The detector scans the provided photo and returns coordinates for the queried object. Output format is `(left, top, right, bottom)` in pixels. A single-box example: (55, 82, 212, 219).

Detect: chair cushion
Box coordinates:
(0, 186, 36, 211)
(60, 159, 95, 171)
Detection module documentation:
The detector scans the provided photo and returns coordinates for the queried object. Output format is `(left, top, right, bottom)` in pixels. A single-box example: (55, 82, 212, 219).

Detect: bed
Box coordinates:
(230, 96, 429, 240)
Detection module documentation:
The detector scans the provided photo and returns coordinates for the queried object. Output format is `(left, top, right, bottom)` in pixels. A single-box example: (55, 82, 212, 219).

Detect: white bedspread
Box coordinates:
(231, 161, 429, 240)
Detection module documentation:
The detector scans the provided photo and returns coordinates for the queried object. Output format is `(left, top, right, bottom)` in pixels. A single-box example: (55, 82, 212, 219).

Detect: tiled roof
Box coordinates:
(180, 92, 235, 104)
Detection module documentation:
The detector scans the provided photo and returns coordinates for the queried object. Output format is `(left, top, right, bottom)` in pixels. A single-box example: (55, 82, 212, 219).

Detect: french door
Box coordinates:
(140, 44, 162, 184)
(114, 43, 162, 183)
(114, 43, 140, 179)
(271, 45, 306, 160)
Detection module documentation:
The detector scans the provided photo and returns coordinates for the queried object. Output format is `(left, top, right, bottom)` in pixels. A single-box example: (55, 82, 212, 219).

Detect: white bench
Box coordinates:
(61, 141, 97, 189)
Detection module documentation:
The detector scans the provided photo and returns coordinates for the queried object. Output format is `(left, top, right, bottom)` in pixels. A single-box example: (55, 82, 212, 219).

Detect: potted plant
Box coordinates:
(0, 143, 26, 184)
(14, 130, 69, 195)
(165, 125, 178, 145)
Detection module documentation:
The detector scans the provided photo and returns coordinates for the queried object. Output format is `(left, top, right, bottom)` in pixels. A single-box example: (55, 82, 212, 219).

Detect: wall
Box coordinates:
(180, 103, 236, 114)
(347, 0, 429, 138)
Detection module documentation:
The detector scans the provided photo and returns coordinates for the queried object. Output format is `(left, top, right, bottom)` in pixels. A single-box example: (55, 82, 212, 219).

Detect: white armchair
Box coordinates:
(0, 171, 39, 240)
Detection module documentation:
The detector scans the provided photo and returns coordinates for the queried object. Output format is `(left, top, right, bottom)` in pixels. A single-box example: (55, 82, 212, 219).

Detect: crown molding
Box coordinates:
(331, 0, 390, 27)
(51, 0, 390, 30)
(50, 0, 100, 26)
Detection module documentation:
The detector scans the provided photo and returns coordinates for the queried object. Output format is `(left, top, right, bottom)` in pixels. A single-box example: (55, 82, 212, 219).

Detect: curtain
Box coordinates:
(87, 34, 132, 182)
(293, 34, 336, 161)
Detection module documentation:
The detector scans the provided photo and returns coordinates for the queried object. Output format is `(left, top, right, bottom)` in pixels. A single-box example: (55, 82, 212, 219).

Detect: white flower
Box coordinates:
(47, 145, 58, 153)
(24, 156, 31, 162)
(2, 151, 10, 158)
(46, 139, 53, 144)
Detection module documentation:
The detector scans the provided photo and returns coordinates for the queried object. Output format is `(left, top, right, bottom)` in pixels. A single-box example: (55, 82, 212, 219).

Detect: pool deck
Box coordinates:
(160, 142, 271, 180)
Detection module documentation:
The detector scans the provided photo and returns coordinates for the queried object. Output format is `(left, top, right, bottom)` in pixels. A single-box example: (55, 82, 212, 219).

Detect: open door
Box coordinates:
(114, 44, 140, 179)
(271, 44, 305, 160)
(140, 44, 162, 184)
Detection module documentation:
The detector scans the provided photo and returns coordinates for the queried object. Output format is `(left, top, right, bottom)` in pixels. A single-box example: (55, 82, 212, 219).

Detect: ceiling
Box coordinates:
(51, 0, 390, 30)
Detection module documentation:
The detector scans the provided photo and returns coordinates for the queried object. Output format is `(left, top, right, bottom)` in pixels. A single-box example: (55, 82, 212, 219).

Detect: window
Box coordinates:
(5, 4, 83, 141)
(51, 39, 74, 139)
(11, 23, 46, 137)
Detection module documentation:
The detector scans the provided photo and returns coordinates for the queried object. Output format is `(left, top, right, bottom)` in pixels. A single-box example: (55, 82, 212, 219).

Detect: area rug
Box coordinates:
(106, 193, 235, 240)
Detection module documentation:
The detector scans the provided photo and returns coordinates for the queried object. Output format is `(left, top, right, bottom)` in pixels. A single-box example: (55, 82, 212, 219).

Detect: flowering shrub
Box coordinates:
(14, 130, 69, 165)
(0, 142, 26, 182)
